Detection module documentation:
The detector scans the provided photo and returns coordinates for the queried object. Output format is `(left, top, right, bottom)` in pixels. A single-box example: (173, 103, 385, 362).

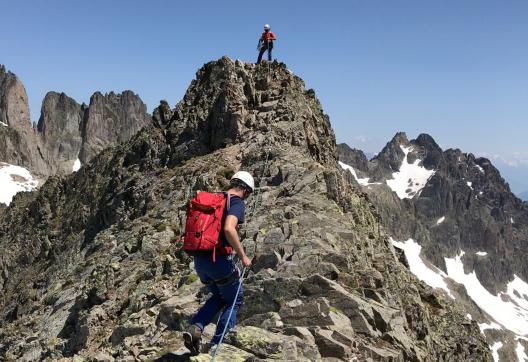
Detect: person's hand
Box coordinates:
(241, 255, 252, 268)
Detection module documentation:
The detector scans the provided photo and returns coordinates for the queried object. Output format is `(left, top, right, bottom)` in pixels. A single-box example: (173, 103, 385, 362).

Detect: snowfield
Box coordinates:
(392, 237, 528, 361)
(338, 161, 380, 186)
(0, 163, 39, 205)
(516, 341, 528, 362)
(386, 146, 435, 199)
(479, 321, 503, 333)
(390, 238, 454, 298)
(491, 342, 503, 362)
(445, 252, 528, 337)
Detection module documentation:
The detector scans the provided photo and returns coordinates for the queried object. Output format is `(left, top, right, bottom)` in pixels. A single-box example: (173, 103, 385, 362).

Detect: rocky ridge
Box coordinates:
(338, 133, 528, 361)
(0, 58, 491, 361)
(0, 64, 150, 178)
(338, 133, 528, 292)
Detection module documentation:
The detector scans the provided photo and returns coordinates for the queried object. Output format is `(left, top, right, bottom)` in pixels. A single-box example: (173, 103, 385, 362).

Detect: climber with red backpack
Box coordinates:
(181, 171, 254, 355)
(257, 24, 277, 64)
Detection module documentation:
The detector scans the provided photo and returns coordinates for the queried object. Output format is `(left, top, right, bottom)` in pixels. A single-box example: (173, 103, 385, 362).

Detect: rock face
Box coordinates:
(339, 133, 528, 293)
(0, 58, 491, 361)
(337, 143, 369, 173)
(37, 92, 85, 174)
(0, 65, 151, 178)
(338, 133, 528, 359)
(80, 91, 151, 163)
(0, 65, 49, 175)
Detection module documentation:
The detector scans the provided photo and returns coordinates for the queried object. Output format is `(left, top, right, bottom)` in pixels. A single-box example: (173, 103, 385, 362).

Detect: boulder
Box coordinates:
(158, 293, 199, 330)
(225, 326, 320, 361)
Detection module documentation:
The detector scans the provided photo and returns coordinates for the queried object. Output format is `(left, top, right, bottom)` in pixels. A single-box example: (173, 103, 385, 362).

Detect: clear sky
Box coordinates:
(3, 1, 528, 191)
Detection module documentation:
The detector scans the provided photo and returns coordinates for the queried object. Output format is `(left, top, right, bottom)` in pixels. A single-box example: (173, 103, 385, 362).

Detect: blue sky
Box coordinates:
(3, 1, 528, 192)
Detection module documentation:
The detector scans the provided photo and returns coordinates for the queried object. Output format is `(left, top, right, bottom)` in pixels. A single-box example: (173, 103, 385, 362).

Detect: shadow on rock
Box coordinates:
(154, 351, 192, 362)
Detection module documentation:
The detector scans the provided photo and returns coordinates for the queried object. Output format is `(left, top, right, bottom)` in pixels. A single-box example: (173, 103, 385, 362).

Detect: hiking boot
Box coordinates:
(200, 342, 217, 354)
(183, 324, 202, 356)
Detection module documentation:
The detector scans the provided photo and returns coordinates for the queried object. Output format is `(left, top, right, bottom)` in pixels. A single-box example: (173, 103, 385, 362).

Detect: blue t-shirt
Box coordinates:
(219, 193, 245, 246)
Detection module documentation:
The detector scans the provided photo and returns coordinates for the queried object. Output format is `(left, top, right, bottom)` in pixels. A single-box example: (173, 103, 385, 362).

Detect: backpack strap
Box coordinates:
(224, 192, 231, 211)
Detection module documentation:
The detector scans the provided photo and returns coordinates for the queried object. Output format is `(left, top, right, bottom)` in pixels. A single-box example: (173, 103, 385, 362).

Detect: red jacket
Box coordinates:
(261, 31, 276, 42)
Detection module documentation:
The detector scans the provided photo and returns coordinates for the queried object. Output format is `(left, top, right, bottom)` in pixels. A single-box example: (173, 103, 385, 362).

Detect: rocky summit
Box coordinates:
(0, 65, 49, 175)
(0, 65, 150, 178)
(338, 133, 528, 361)
(0, 58, 491, 361)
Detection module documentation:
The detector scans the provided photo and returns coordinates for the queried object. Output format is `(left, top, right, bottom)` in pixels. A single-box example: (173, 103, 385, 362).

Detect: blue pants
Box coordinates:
(257, 42, 273, 63)
(191, 254, 244, 345)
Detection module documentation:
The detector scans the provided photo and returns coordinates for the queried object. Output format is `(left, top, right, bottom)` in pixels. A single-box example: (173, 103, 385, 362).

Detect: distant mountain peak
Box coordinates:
(0, 64, 151, 176)
(338, 131, 528, 357)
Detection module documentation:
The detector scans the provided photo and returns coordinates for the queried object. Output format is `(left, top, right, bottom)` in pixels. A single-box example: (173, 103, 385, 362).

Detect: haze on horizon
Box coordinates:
(3, 0, 528, 194)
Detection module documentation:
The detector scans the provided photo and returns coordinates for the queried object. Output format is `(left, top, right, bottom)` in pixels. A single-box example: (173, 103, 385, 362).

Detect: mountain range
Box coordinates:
(0, 65, 150, 179)
(338, 134, 528, 361)
(0, 58, 526, 361)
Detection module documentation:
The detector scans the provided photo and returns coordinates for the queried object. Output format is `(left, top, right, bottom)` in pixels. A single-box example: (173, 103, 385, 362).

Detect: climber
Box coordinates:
(182, 171, 254, 355)
(257, 24, 277, 64)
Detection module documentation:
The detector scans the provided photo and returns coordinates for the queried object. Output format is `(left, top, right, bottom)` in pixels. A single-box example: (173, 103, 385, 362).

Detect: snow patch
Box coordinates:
(467, 181, 473, 190)
(490, 342, 502, 362)
(446, 252, 528, 336)
(517, 341, 528, 362)
(0, 121, 7, 127)
(476, 251, 488, 256)
(479, 322, 503, 333)
(390, 238, 454, 298)
(466, 313, 472, 320)
(338, 161, 380, 186)
(511, 217, 515, 224)
(386, 146, 435, 199)
(0, 163, 39, 205)
(436, 216, 445, 225)
(72, 158, 81, 172)
(476, 165, 485, 174)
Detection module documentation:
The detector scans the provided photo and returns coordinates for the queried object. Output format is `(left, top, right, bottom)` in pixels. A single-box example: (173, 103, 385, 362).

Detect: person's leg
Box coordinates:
(257, 43, 269, 64)
(210, 278, 244, 345)
(190, 255, 239, 346)
(191, 283, 225, 330)
(185, 255, 222, 354)
(257, 48, 265, 64)
(268, 46, 272, 61)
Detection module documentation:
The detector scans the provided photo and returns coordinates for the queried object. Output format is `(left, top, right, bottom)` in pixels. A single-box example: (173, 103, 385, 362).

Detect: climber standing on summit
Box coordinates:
(182, 171, 254, 355)
(257, 24, 277, 64)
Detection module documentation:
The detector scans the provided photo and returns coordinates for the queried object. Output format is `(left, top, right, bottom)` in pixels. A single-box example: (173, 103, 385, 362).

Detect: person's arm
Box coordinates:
(224, 215, 252, 267)
(271, 32, 277, 40)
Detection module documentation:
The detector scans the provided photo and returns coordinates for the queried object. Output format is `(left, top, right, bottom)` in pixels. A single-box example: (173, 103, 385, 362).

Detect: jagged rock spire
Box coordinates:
(161, 57, 337, 167)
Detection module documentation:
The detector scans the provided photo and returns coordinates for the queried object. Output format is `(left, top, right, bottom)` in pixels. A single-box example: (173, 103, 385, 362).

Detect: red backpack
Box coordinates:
(182, 192, 233, 261)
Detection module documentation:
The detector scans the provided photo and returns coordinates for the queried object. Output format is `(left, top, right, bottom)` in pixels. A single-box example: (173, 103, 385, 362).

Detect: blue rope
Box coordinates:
(210, 267, 246, 362)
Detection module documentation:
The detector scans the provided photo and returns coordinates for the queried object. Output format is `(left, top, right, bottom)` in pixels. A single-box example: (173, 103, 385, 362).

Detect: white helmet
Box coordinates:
(264, 24, 270, 30)
(231, 171, 255, 192)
